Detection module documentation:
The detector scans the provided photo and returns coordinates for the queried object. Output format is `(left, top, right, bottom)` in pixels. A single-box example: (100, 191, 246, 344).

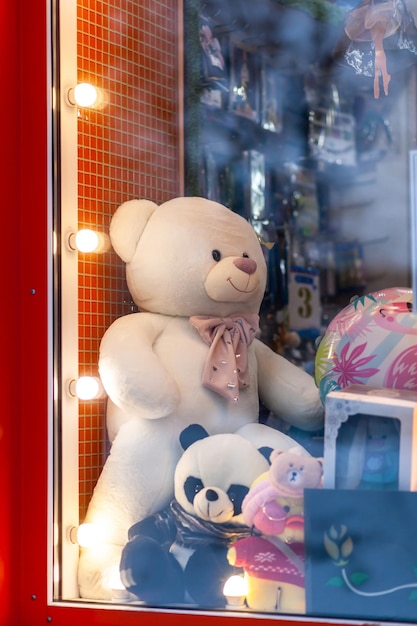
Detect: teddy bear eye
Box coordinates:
(227, 484, 249, 516)
(283, 505, 291, 513)
(242, 252, 249, 258)
(184, 476, 204, 504)
(212, 249, 221, 262)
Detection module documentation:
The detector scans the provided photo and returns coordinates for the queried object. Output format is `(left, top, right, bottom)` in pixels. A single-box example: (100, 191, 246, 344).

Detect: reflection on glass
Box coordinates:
(55, 0, 417, 621)
(335, 413, 400, 489)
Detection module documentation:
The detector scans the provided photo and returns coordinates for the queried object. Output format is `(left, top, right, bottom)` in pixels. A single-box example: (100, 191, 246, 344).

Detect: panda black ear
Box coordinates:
(179, 424, 209, 450)
(259, 446, 274, 463)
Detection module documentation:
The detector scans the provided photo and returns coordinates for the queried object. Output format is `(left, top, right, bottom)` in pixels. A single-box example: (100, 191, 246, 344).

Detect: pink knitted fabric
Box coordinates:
(243, 474, 304, 534)
(231, 536, 305, 587)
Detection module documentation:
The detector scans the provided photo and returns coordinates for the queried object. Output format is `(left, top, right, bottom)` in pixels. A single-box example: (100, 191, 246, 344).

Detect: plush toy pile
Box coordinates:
(120, 424, 275, 607)
(78, 197, 323, 601)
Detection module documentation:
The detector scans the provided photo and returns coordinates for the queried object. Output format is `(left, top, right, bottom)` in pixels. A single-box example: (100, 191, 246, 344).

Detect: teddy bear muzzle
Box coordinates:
(287, 469, 303, 484)
(193, 487, 235, 523)
(233, 257, 257, 275)
(204, 255, 261, 302)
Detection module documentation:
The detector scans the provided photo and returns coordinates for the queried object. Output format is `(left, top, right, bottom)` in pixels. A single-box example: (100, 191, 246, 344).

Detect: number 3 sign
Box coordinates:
(288, 266, 321, 333)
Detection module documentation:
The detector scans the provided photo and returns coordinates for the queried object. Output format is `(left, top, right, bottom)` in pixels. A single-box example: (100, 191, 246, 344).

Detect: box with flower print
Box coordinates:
(304, 488, 417, 622)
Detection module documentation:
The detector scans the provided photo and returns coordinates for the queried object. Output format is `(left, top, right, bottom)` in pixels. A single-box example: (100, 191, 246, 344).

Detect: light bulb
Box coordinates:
(74, 228, 99, 252)
(71, 523, 101, 547)
(68, 82, 98, 107)
(223, 575, 247, 608)
(67, 229, 109, 253)
(69, 376, 102, 400)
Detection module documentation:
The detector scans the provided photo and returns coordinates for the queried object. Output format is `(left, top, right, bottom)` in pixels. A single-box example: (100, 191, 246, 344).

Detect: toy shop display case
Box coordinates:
(28, 0, 417, 624)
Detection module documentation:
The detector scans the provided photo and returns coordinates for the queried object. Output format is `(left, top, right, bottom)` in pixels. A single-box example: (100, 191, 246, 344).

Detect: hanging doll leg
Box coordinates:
(371, 23, 391, 98)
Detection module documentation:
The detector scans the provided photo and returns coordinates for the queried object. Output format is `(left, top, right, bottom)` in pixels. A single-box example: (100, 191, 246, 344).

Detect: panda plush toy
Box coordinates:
(119, 424, 278, 608)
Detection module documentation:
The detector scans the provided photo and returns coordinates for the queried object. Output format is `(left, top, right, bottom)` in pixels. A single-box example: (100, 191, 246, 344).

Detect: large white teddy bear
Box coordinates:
(78, 197, 323, 600)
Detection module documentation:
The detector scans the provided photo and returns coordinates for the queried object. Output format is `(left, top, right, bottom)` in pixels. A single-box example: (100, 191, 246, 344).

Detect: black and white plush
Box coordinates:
(119, 424, 274, 607)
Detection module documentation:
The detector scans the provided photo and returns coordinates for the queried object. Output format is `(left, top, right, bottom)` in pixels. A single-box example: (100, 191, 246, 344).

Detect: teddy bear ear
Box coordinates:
(288, 446, 305, 456)
(179, 424, 209, 451)
(109, 199, 158, 262)
(258, 446, 274, 463)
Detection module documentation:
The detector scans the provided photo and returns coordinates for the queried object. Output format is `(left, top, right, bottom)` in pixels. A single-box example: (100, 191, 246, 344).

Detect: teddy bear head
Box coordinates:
(241, 447, 323, 540)
(174, 424, 272, 525)
(268, 447, 323, 498)
(109, 197, 267, 318)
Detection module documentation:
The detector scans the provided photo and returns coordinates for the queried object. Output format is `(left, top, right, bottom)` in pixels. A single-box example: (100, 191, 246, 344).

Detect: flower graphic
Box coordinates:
(351, 294, 377, 310)
(324, 524, 417, 599)
(327, 304, 373, 341)
(324, 525, 353, 567)
(318, 377, 341, 406)
(333, 342, 379, 387)
(314, 334, 334, 385)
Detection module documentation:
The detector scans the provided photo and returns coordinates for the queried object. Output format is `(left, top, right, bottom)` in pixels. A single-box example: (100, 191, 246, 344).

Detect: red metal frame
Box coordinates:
(1, 0, 21, 624)
(0, 0, 337, 624)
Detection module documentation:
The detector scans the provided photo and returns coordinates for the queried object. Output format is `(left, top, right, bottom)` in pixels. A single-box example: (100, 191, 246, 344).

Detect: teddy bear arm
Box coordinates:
(242, 479, 272, 526)
(99, 314, 181, 418)
(128, 508, 177, 548)
(120, 534, 185, 604)
(185, 544, 234, 607)
(254, 339, 323, 431)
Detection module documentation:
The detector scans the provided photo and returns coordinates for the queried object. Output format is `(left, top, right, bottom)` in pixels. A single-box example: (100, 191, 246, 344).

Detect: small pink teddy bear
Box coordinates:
(242, 447, 323, 540)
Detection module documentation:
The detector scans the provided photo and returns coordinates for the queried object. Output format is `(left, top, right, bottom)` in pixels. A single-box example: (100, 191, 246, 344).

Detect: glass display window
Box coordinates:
(49, 0, 417, 623)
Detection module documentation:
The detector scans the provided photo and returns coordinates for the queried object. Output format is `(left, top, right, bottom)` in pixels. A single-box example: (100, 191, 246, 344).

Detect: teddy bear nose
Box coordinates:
(205, 489, 219, 502)
(234, 257, 257, 275)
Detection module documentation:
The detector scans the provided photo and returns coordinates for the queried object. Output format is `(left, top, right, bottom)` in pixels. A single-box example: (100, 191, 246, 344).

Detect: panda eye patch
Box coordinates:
(212, 249, 221, 262)
(227, 484, 249, 516)
(184, 476, 204, 504)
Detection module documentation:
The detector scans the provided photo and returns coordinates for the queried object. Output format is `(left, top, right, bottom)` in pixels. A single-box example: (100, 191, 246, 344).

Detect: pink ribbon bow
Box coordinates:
(189, 314, 259, 402)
